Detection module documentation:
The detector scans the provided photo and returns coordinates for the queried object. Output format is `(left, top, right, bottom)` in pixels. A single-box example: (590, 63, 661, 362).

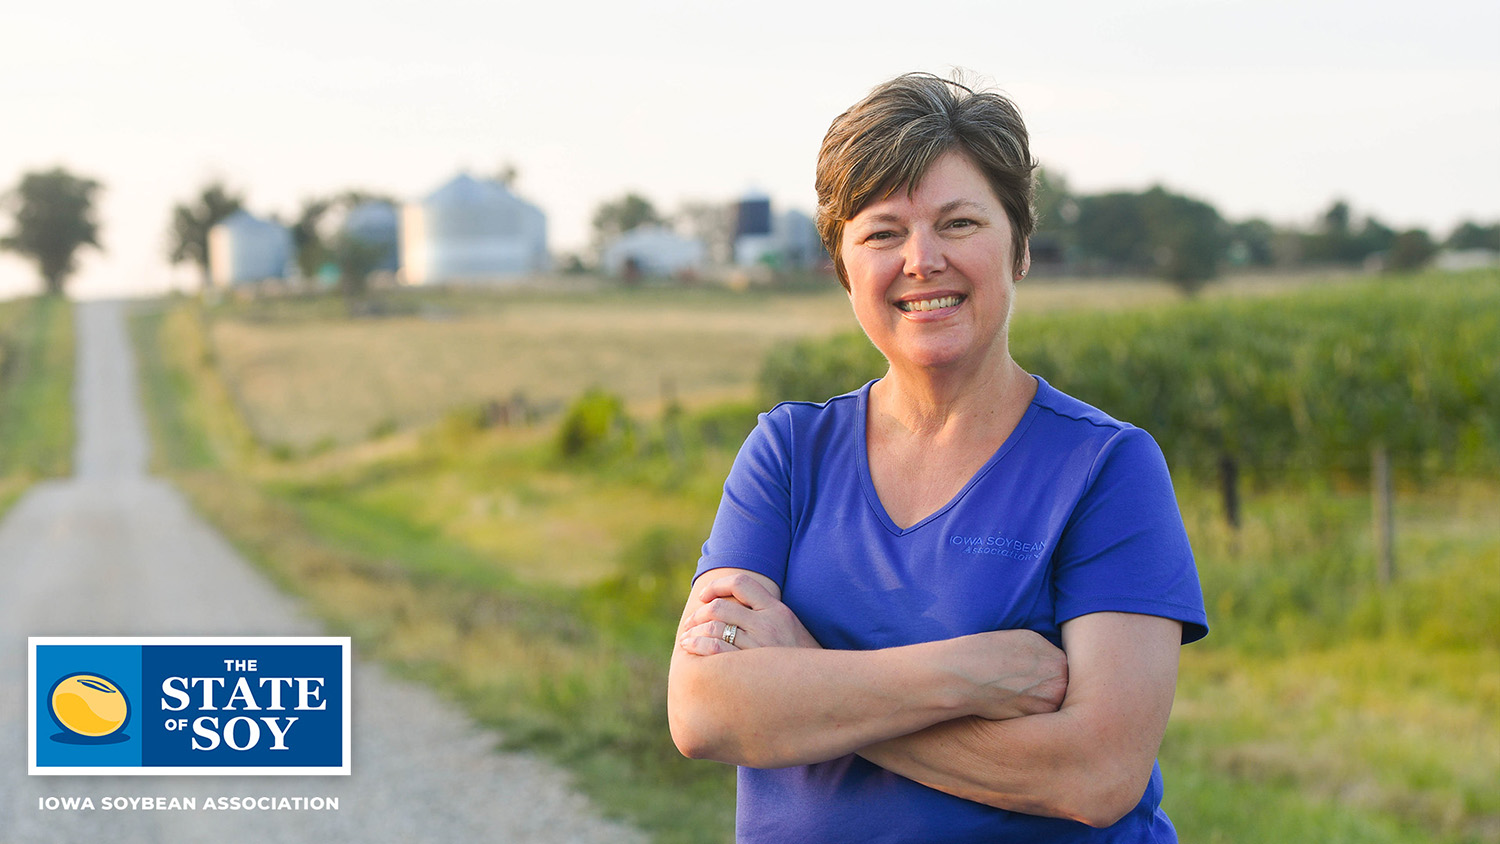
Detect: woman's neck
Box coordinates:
(872, 355, 1034, 442)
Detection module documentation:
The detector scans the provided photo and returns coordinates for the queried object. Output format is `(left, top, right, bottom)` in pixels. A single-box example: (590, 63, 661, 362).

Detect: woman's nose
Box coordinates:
(903, 228, 946, 278)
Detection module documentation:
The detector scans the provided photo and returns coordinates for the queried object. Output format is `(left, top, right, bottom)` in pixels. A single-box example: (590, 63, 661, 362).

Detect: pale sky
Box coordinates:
(2, 0, 1496, 300)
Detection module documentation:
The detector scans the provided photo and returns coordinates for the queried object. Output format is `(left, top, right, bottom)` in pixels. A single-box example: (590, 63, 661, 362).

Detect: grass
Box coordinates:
(130, 274, 1499, 843)
(0, 294, 75, 510)
(206, 283, 855, 450)
(1164, 472, 1499, 844)
(1167, 643, 1499, 841)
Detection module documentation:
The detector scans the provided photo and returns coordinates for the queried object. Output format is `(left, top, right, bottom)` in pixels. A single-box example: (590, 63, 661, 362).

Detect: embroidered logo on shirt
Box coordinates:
(949, 534, 1048, 561)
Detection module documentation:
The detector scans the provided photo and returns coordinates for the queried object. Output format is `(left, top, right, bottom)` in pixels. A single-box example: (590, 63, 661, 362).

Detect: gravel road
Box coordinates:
(0, 300, 643, 843)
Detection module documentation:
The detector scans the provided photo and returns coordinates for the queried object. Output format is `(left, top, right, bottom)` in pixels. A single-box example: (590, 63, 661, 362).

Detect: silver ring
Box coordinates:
(722, 624, 739, 646)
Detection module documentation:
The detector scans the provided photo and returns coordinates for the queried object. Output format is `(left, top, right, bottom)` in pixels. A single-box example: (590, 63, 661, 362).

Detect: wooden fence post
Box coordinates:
(1372, 444, 1395, 585)
(1218, 453, 1240, 531)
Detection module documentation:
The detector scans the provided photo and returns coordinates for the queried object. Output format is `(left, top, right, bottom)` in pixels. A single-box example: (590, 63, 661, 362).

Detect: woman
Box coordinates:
(667, 72, 1208, 842)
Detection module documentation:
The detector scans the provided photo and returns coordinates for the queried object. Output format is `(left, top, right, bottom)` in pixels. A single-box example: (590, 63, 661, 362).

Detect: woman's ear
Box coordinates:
(1016, 243, 1032, 281)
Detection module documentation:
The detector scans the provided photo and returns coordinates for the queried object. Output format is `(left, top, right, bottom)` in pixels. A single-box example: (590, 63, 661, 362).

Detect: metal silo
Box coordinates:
(208, 210, 293, 285)
(734, 191, 773, 239)
(399, 173, 549, 285)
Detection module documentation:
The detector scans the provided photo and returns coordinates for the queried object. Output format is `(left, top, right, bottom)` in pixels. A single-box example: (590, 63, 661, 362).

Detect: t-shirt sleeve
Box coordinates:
(1051, 427, 1209, 644)
(693, 411, 795, 588)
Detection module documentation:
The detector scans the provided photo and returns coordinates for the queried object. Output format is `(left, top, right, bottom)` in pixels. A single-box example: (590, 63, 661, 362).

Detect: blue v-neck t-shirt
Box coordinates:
(694, 376, 1208, 843)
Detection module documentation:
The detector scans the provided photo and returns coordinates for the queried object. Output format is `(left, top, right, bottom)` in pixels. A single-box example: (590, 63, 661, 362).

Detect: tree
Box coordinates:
(674, 200, 734, 265)
(1139, 187, 1226, 293)
(1301, 199, 1356, 264)
(169, 181, 243, 288)
(1031, 167, 1077, 265)
(1, 167, 103, 296)
(1322, 200, 1352, 238)
(290, 197, 333, 281)
(1227, 218, 1276, 267)
(1387, 229, 1436, 272)
(1033, 168, 1080, 232)
(1073, 192, 1152, 269)
(1446, 220, 1500, 251)
(1072, 186, 1226, 292)
(1352, 216, 1397, 262)
(1301, 199, 1401, 266)
(289, 189, 398, 295)
(592, 192, 662, 251)
(331, 231, 388, 298)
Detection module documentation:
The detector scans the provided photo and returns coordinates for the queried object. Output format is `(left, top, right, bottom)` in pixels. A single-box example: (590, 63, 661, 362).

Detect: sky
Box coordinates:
(2, 0, 1496, 300)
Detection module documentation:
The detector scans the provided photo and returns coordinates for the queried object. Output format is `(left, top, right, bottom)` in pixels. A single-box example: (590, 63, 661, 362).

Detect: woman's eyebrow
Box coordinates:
(937, 199, 988, 215)
(853, 199, 989, 225)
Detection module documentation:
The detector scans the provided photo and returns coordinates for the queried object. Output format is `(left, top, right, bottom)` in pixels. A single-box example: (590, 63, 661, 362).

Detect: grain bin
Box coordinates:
(400, 173, 549, 285)
(208, 210, 293, 285)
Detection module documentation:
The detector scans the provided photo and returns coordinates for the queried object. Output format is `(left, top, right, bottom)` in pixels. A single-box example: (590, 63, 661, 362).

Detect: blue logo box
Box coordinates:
(29, 637, 351, 776)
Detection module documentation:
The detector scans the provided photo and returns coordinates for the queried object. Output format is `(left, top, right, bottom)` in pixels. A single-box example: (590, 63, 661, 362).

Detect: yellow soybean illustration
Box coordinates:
(51, 674, 129, 737)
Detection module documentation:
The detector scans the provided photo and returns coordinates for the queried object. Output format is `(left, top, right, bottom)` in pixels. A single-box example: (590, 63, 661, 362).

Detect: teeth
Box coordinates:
(898, 295, 962, 312)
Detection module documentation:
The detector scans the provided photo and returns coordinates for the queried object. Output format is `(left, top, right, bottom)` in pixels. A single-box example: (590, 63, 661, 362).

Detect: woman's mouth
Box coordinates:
(895, 294, 965, 313)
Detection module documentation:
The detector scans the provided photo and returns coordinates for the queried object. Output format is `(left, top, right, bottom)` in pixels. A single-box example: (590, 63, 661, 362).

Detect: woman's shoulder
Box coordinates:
(1025, 376, 1166, 462)
(741, 380, 871, 468)
(1029, 376, 1132, 432)
(760, 380, 871, 431)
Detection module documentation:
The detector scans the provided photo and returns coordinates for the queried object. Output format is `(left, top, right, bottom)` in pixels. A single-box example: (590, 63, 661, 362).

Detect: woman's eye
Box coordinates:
(947, 218, 977, 230)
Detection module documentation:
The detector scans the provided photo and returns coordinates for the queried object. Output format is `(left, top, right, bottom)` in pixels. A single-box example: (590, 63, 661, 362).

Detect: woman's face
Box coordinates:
(841, 150, 1029, 378)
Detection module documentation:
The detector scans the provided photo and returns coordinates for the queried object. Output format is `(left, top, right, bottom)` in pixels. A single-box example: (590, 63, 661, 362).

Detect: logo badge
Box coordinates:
(29, 637, 351, 776)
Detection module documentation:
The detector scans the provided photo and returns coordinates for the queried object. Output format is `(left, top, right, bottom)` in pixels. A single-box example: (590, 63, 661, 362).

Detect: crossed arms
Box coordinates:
(666, 568, 1182, 829)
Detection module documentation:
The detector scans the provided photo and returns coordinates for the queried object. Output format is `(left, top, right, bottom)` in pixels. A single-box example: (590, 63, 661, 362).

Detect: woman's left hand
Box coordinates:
(679, 571, 822, 655)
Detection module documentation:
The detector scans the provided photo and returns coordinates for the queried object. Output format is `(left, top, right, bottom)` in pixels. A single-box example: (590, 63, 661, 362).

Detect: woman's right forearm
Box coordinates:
(667, 630, 1065, 769)
(668, 641, 972, 768)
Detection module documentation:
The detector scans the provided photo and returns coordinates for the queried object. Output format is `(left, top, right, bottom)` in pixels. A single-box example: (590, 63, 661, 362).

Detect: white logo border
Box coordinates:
(28, 636, 352, 776)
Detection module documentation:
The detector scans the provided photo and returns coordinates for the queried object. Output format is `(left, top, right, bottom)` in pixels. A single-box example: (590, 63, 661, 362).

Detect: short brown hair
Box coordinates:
(816, 72, 1037, 289)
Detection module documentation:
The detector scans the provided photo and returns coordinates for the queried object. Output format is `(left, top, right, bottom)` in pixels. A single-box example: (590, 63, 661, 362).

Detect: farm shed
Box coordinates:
(601, 225, 706, 278)
(400, 173, 549, 285)
(208, 210, 293, 285)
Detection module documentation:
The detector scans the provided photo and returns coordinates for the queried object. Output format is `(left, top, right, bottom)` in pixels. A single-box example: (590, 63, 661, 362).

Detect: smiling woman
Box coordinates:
(843, 151, 1028, 389)
(668, 72, 1208, 843)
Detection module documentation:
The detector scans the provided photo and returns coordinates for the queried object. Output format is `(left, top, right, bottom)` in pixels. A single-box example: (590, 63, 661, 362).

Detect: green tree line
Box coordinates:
(1031, 170, 1499, 292)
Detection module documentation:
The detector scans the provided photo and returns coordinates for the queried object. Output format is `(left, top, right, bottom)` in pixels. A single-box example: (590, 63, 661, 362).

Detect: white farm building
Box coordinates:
(400, 173, 548, 285)
(208, 210, 293, 286)
(602, 225, 707, 279)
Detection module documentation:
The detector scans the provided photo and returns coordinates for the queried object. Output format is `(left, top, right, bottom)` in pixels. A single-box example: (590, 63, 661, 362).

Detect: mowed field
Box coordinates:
(205, 275, 1232, 450)
(211, 286, 853, 449)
